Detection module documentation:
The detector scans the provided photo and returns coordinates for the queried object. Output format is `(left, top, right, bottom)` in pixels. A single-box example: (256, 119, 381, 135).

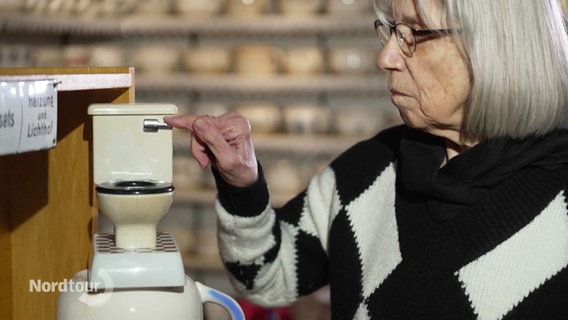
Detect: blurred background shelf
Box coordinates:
(174, 133, 365, 156)
(0, 14, 377, 37)
(136, 73, 387, 96)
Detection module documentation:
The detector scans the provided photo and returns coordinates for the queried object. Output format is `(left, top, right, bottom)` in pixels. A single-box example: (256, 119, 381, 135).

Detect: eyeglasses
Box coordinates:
(374, 19, 455, 56)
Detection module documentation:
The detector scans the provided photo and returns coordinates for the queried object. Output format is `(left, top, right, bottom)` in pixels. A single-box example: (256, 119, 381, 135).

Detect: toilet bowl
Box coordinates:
(96, 180, 174, 249)
(88, 103, 178, 249)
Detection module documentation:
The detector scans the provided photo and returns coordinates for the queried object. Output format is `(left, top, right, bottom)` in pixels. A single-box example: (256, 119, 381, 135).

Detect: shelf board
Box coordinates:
(0, 67, 133, 91)
(0, 14, 378, 37)
(136, 73, 387, 96)
(120, 14, 378, 37)
(174, 133, 365, 155)
(251, 133, 363, 154)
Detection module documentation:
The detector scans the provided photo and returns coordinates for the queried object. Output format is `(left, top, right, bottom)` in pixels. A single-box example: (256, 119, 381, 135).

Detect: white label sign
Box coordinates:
(0, 80, 58, 156)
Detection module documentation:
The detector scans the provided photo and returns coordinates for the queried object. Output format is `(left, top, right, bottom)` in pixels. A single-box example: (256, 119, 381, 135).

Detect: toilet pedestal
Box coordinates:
(90, 232, 186, 289)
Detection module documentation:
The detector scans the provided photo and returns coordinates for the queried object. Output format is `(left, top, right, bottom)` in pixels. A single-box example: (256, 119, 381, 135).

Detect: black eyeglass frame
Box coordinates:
(374, 19, 456, 55)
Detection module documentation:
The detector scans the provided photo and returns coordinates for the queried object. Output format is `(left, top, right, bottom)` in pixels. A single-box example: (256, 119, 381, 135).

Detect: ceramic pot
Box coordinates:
(176, 0, 226, 17)
(133, 46, 179, 75)
(326, 0, 369, 16)
(57, 271, 244, 320)
(328, 47, 375, 74)
(281, 47, 324, 75)
(277, 0, 322, 16)
(226, 0, 268, 17)
(183, 48, 230, 74)
(283, 105, 332, 134)
(233, 45, 281, 76)
(234, 103, 281, 133)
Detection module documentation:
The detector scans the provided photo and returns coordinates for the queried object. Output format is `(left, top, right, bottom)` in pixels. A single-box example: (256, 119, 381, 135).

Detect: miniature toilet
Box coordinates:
(88, 103, 178, 249)
(57, 103, 245, 320)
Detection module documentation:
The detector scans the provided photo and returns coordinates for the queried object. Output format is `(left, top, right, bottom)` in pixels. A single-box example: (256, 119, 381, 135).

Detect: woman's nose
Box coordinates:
(376, 36, 404, 71)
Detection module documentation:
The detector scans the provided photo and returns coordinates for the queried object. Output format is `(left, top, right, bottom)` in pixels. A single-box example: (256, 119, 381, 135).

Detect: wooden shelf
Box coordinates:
(0, 67, 134, 320)
(136, 73, 387, 97)
(0, 67, 133, 91)
(251, 133, 363, 155)
(0, 14, 377, 37)
(174, 133, 363, 156)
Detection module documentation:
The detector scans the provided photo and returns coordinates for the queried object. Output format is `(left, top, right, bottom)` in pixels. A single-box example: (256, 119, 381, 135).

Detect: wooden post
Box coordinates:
(0, 67, 134, 320)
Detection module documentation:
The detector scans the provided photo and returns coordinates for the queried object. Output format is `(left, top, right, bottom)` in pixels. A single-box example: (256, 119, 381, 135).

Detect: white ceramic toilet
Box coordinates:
(57, 103, 245, 320)
(88, 103, 178, 249)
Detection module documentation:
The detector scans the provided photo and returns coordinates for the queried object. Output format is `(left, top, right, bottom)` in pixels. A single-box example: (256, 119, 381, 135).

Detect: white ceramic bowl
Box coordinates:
(0, 46, 32, 67)
(183, 48, 230, 74)
(328, 47, 375, 74)
(226, 0, 269, 17)
(33, 46, 64, 67)
(281, 47, 325, 75)
(283, 105, 332, 134)
(233, 45, 281, 76)
(133, 0, 171, 15)
(326, 0, 369, 17)
(175, 0, 226, 17)
(235, 103, 282, 133)
(277, 0, 322, 17)
(265, 159, 303, 193)
(133, 46, 179, 75)
(90, 45, 126, 67)
(334, 106, 384, 136)
(63, 45, 90, 67)
(0, 0, 24, 13)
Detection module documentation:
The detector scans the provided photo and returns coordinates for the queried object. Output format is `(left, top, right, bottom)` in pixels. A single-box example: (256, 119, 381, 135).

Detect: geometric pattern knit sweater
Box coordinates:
(213, 125, 568, 320)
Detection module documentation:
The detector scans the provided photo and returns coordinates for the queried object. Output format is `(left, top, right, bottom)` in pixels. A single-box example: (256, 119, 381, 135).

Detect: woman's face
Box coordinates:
(377, 0, 472, 144)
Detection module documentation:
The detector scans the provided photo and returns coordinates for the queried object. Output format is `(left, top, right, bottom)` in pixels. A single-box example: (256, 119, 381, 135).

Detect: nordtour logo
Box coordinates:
(29, 278, 101, 293)
(30, 269, 114, 307)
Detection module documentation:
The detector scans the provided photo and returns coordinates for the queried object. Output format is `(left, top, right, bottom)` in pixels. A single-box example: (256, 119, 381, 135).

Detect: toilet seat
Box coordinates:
(96, 180, 174, 195)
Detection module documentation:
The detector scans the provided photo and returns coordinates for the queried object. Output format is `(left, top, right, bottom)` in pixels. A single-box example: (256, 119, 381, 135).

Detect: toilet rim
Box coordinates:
(96, 180, 174, 195)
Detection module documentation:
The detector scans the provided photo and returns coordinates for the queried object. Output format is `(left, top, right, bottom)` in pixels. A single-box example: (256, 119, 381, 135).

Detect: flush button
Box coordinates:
(143, 119, 172, 132)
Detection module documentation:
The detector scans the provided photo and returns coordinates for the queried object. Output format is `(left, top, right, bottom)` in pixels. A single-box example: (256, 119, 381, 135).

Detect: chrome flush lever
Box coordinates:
(143, 119, 172, 132)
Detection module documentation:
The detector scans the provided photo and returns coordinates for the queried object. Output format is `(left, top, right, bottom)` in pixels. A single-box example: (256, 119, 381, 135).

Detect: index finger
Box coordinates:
(164, 114, 199, 131)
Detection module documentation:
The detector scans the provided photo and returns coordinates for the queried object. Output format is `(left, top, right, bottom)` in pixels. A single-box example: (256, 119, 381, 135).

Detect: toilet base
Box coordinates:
(89, 232, 186, 289)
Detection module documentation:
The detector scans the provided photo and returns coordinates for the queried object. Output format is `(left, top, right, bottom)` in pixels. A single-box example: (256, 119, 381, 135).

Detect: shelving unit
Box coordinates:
(0, 6, 392, 318)
(136, 73, 386, 96)
(0, 67, 134, 320)
(0, 14, 377, 36)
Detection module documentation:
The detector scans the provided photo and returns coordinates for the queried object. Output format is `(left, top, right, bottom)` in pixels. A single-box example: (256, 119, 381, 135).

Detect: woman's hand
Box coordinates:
(164, 112, 258, 188)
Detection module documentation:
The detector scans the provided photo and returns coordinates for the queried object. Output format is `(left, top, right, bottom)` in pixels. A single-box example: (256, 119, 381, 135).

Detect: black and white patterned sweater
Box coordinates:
(213, 125, 568, 320)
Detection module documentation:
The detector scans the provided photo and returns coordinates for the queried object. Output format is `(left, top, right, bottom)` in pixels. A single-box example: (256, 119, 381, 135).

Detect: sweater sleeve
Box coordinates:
(213, 126, 405, 307)
(214, 163, 339, 307)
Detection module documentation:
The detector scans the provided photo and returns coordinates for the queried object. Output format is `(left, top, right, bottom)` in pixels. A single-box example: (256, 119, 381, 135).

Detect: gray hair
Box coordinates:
(374, 0, 568, 139)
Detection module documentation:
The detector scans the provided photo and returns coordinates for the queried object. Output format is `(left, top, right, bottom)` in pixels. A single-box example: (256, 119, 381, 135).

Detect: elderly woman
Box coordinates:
(166, 0, 568, 318)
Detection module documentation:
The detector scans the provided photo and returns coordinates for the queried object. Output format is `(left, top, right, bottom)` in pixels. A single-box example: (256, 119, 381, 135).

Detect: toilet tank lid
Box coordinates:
(88, 103, 178, 115)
